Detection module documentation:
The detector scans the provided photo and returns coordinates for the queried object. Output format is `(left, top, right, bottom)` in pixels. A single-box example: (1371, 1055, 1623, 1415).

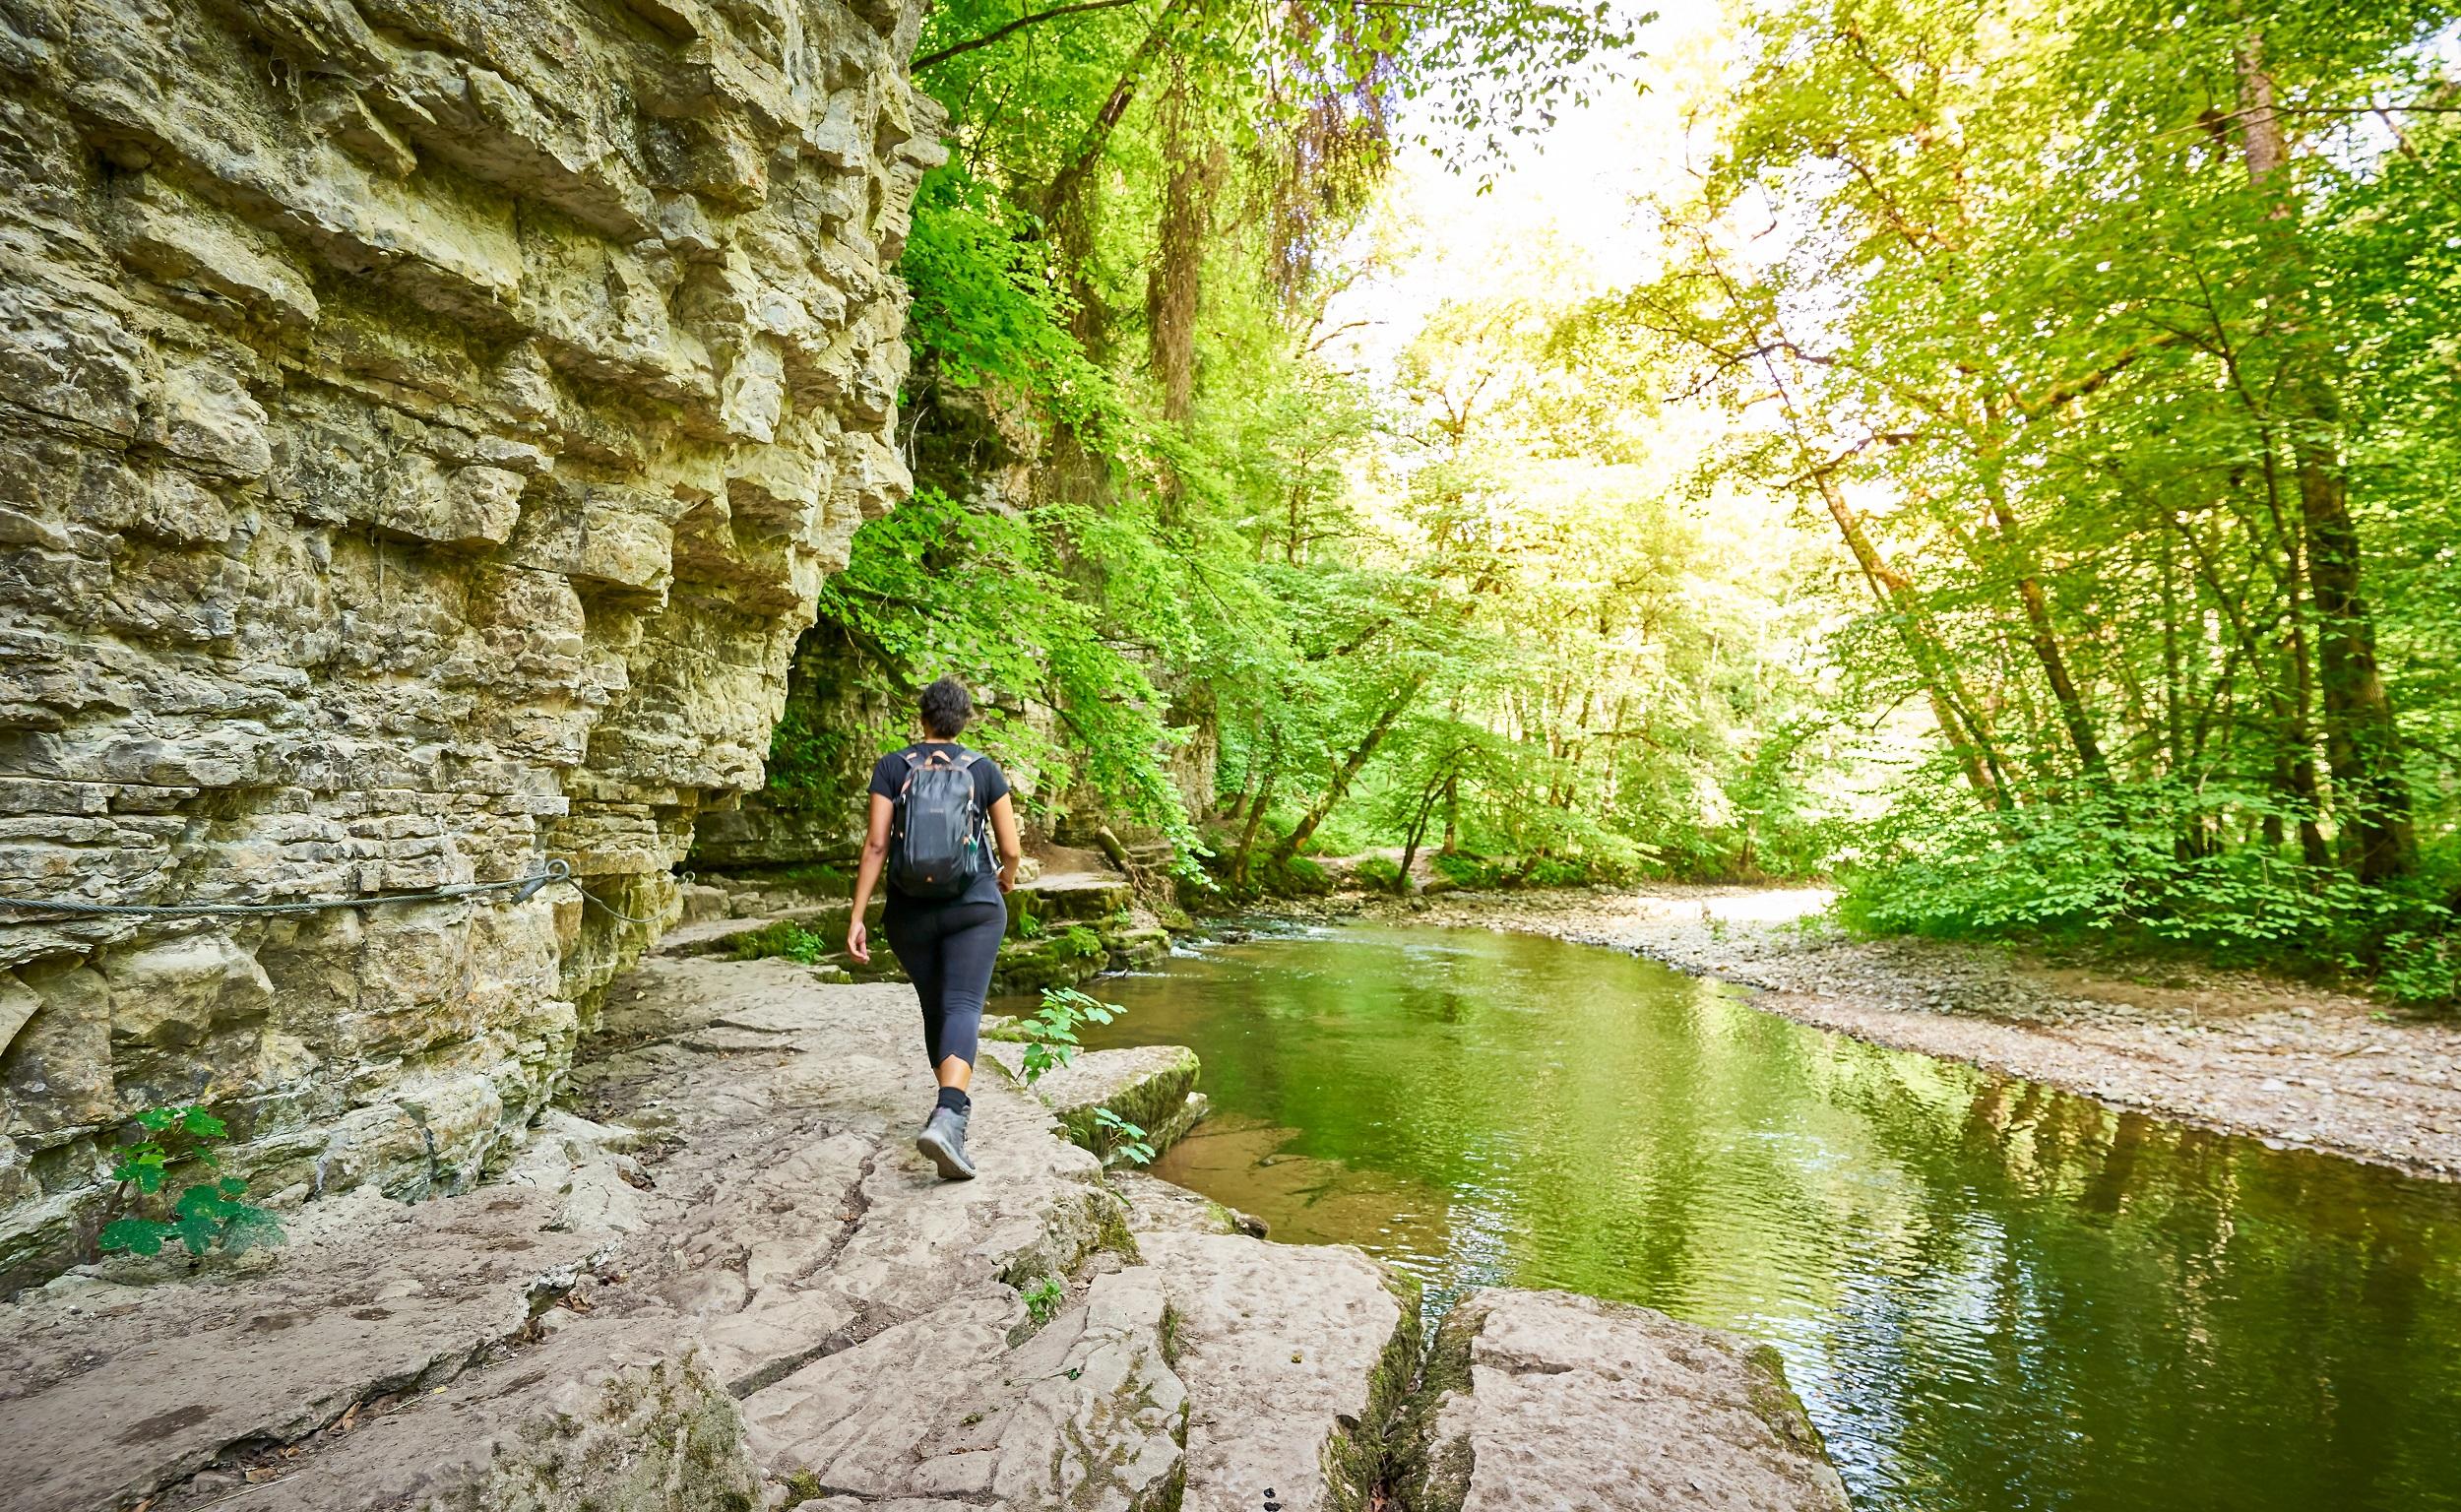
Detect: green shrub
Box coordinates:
(1348, 856, 1405, 892)
(1431, 852, 1512, 890)
(99, 1105, 284, 1261)
(1423, 850, 1634, 891)
(1836, 780, 2460, 1004)
(1052, 924, 1104, 961)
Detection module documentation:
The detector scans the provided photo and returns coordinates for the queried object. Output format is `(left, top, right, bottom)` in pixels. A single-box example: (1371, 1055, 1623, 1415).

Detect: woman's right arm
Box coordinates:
(848, 791, 894, 963)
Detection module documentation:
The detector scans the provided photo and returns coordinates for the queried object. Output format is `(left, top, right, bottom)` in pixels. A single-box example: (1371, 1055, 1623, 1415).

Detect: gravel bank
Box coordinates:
(1287, 884, 2461, 1180)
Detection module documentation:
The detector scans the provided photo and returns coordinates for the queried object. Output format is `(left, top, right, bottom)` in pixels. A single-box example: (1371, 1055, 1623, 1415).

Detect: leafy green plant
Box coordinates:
(1017, 910, 1044, 939)
(1431, 852, 1512, 891)
(1835, 780, 2460, 1003)
(1051, 925, 1104, 963)
(1090, 1107, 1157, 1166)
(99, 1105, 284, 1260)
(2377, 931, 2457, 1007)
(728, 919, 834, 964)
(1017, 986, 1122, 1085)
(1020, 1275, 1064, 1325)
(1349, 856, 1405, 893)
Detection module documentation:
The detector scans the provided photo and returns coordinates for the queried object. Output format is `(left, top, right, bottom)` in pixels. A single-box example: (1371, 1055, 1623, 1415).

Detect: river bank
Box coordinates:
(1266, 884, 2461, 1180)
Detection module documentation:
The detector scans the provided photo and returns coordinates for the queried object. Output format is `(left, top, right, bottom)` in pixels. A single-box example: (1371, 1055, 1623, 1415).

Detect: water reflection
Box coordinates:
(1072, 923, 2461, 1512)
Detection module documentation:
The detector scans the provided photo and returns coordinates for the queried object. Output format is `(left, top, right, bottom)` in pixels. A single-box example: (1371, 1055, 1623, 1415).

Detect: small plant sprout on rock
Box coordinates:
(98, 1104, 284, 1261)
(1019, 986, 1122, 1085)
(1091, 1107, 1158, 1166)
(1020, 1274, 1065, 1324)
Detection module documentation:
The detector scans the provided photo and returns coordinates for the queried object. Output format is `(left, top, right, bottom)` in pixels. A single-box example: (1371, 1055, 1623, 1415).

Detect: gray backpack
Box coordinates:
(889, 748, 987, 899)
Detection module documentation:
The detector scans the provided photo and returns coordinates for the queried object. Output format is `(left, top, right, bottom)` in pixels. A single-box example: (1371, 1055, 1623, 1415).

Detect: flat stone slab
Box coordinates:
(1402, 1289, 1852, 1512)
(0, 961, 1124, 1512)
(743, 1268, 1185, 1510)
(1110, 1168, 1267, 1237)
(0, 1183, 603, 1512)
(172, 1321, 762, 1512)
(1139, 1229, 1417, 1512)
(993, 1043, 1206, 1166)
(654, 906, 854, 957)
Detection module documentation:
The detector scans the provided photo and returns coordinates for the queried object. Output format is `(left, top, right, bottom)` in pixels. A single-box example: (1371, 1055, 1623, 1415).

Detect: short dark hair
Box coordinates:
(918, 676, 974, 739)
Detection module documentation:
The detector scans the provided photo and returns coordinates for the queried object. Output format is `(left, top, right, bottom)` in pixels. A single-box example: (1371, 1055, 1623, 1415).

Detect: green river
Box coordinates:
(1068, 921, 2461, 1512)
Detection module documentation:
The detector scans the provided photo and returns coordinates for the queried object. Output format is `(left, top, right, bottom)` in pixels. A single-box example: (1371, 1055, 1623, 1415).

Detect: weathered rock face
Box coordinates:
(0, 0, 942, 1291)
(985, 1042, 1207, 1166)
(1395, 1289, 1853, 1512)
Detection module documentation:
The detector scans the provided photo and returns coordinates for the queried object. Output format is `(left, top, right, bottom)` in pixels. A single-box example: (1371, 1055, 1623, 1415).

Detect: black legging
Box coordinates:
(881, 899, 1005, 1071)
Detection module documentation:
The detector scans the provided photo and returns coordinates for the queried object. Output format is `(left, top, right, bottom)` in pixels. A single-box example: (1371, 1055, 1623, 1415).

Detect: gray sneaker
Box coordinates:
(916, 1105, 977, 1180)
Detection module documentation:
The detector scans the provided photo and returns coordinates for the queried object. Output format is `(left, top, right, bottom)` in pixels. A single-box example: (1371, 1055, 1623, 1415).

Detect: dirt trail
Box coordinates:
(1306, 884, 2461, 1180)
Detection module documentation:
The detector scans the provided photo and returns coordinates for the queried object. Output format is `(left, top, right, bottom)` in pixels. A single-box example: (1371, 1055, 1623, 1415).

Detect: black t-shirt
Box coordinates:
(868, 742, 1012, 909)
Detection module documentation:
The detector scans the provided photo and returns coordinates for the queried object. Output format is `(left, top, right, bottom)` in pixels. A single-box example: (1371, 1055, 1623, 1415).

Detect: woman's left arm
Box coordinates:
(848, 792, 893, 962)
(989, 793, 1022, 893)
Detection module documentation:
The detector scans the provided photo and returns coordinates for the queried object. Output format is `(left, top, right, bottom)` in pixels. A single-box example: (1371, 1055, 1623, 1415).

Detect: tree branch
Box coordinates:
(914, 0, 1140, 73)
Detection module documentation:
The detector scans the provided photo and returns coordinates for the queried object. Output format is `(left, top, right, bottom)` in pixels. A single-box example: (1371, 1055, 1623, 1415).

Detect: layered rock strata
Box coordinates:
(0, 954, 1850, 1512)
(0, 0, 942, 1289)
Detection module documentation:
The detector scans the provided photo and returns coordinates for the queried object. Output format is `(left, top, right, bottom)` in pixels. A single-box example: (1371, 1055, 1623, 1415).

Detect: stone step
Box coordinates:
(1007, 873, 1135, 933)
(986, 1044, 1208, 1166)
(989, 933, 1112, 994)
(1104, 925, 1173, 968)
(1136, 1229, 1419, 1512)
(1395, 1289, 1852, 1512)
(1109, 1168, 1269, 1239)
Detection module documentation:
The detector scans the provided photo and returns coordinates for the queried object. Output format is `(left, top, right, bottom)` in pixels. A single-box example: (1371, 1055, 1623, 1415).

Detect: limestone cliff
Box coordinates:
(0, 0, 942, 1290)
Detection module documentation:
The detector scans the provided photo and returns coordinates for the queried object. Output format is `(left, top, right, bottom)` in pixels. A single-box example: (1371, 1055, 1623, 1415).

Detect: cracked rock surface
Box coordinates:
(0, 954, 1848, 1511)
(1398, 1289, 1852, 1512)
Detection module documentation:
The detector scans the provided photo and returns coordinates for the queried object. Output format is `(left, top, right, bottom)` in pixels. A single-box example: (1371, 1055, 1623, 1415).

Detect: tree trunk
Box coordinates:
(2237, 38, 2415, 880)
(1398, 779, 1444, 893)
(1041, 0, 1195, 348)
(1978, 448, 2105, 777)
(1217, 768, 1254, 826)
(1814, 471, 2012, 805)
(1230, 732, 1278, 886)
(1276, 681, 1420, 860)
(1146, 62, 1215, 423)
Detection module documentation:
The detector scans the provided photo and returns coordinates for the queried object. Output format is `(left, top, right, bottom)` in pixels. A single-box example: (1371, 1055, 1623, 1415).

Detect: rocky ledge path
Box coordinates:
(0, 953, 1848, 1512)
(1357, 885, 2461, 1181)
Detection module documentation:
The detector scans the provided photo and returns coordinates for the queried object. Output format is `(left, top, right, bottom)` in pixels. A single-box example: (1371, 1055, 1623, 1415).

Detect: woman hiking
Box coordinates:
(847, 676, 1022, 1180)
